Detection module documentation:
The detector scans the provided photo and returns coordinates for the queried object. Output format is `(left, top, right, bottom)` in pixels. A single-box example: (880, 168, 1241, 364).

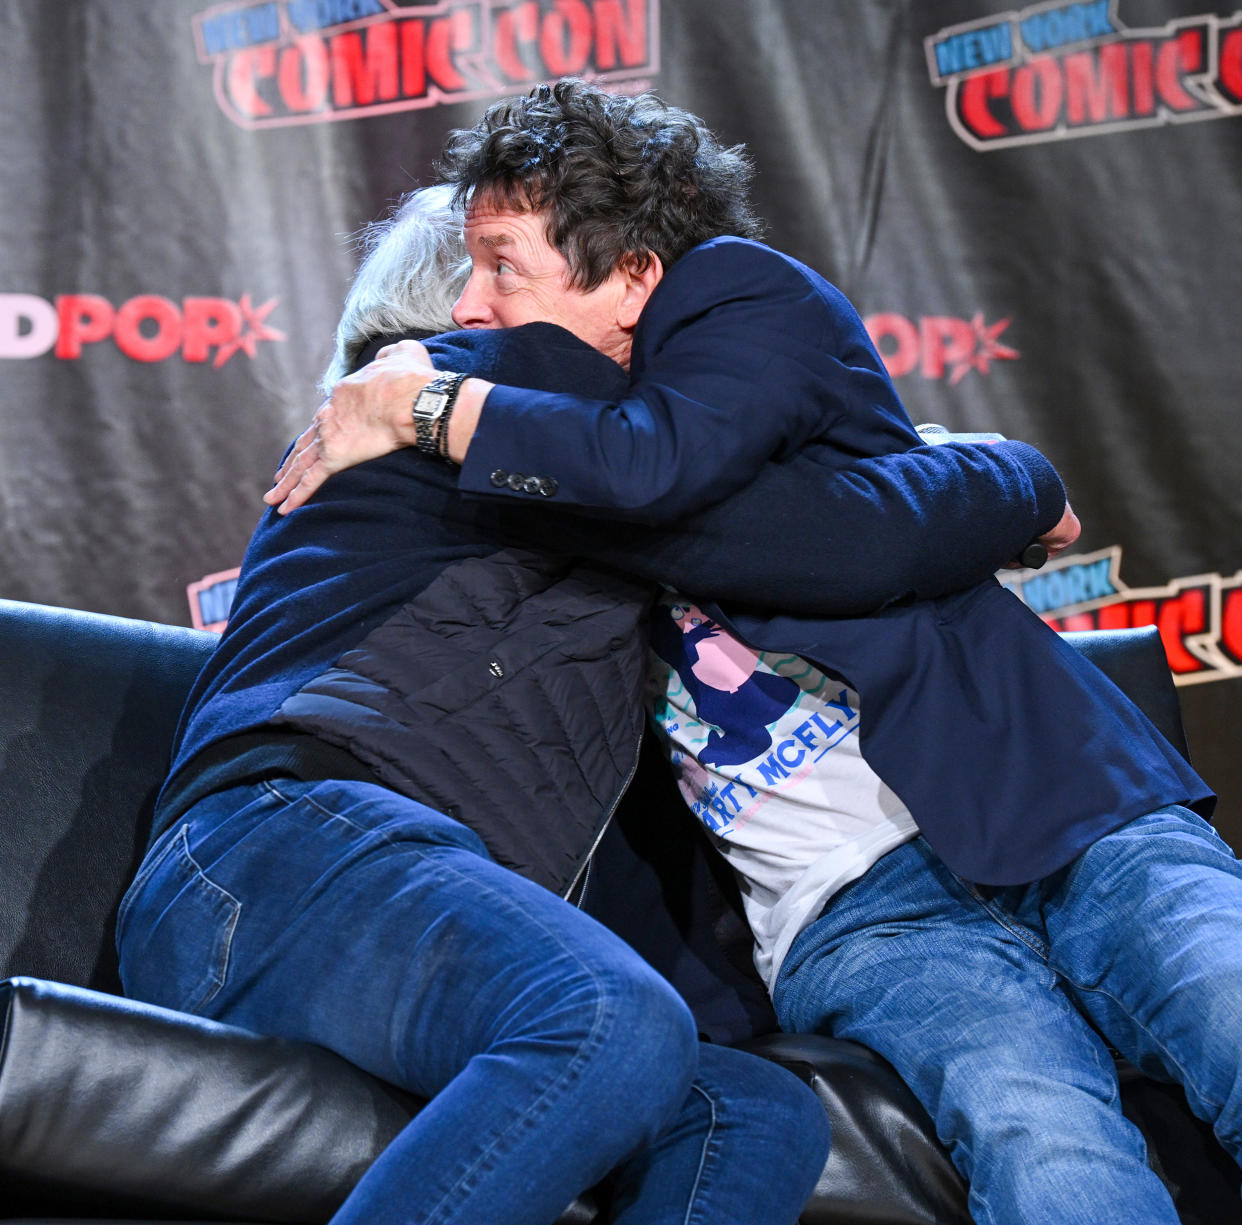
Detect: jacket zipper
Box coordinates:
(562, 724, 646, 906)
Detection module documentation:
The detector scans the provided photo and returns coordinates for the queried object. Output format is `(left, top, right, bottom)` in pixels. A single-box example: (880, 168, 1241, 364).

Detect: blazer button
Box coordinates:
(489, 469, 508, 488)
(507, 472, 526, 491)
(538, 477, 558, 497)
(521, 476, 542, 494)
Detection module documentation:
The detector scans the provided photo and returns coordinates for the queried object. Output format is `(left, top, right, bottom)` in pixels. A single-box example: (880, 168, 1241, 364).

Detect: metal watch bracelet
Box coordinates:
(411, 371, 467, 459)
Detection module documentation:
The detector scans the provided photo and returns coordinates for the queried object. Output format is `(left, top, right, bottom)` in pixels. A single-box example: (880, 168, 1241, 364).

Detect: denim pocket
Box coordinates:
(115, 824, 242, 1015)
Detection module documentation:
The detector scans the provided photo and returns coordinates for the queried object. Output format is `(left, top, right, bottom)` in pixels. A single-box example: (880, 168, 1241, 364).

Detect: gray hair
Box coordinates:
(319, 184, 470, 395)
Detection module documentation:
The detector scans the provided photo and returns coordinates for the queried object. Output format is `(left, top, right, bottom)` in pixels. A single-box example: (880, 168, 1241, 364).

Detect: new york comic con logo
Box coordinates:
(192, 0, 659, 128)
(1001, 546, 1242, 686)
(926, 0, 1242, 149)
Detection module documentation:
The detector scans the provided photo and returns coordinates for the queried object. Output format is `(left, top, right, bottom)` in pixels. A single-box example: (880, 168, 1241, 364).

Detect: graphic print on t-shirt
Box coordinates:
(648, 598, 803, 767)
(646, 593, 919, 988)
(648, 597, 865, 837)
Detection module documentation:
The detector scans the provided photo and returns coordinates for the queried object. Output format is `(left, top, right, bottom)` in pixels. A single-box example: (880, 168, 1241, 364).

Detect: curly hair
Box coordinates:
(437, 78, 764, 290)
(319, 185, 469, 395)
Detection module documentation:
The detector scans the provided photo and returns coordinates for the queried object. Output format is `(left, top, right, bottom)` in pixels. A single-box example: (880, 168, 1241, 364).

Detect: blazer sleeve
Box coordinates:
(381, 309, 1065, 617)
(458, 238, 923, 524)
(466, 437, 1066, 617)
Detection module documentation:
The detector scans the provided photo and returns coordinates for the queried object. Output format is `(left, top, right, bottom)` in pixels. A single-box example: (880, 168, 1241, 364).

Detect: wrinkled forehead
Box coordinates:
(462, 198, 556, 251)
(464, 187, 539, 223)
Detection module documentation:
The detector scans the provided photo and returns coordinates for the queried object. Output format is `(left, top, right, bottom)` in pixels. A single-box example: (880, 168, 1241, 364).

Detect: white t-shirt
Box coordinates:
(647, 593, 918, 989)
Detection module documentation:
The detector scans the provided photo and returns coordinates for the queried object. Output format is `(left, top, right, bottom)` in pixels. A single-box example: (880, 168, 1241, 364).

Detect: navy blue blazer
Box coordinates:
(459, 238, 1213, 885)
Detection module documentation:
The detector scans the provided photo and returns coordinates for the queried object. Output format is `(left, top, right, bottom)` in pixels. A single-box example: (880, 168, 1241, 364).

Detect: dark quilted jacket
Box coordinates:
(273, 548, 654, 898)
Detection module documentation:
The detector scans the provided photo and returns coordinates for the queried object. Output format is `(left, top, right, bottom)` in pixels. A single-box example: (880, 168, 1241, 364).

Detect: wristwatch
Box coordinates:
(411, 372, 467, 458)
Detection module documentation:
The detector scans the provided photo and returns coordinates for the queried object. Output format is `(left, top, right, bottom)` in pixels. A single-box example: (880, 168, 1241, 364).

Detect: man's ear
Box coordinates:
(616, 252, 664, 330)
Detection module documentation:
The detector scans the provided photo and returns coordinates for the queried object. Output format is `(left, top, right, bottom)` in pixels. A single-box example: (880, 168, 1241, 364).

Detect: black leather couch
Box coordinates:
(1, 596, 1238, 1225)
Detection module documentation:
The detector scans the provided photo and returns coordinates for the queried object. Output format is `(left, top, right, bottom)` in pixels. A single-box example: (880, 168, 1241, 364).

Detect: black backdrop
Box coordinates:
(2, 0, 1239, 838)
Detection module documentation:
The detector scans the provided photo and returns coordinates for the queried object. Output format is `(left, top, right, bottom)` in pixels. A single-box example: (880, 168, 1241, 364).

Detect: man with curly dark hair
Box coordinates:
(266, 78, 1242, 1225)
(125, 75, 1083, 1224)
(437, 79, 765, 292)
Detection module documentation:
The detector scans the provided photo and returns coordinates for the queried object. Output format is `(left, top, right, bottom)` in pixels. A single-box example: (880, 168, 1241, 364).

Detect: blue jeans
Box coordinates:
(117, 778, 828, 1225)
(773, 805, 1242, 1225)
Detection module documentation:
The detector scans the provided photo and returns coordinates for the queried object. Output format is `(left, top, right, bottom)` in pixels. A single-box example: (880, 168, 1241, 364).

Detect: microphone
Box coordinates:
(1018, 541, 1048, 569)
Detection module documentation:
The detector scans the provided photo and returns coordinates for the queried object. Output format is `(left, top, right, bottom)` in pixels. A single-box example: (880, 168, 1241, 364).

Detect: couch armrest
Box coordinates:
(0, 977, 419, 1223)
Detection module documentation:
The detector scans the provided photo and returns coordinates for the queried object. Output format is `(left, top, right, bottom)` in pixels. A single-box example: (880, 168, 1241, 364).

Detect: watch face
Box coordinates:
(414, 388, 448, 421)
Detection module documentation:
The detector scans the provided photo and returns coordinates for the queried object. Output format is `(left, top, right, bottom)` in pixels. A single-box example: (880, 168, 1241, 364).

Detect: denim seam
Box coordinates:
(115, 820, 185, 937)
(262, 777, 382, 839)
(963, 888, 1141, 1111)
(961, 883, 1052, 963)
(682, 1081, 718, 1225)
(173, 825, 243, 1012)
(1058, 976, 1223, 1115)
(968, 1177, 997, 1225)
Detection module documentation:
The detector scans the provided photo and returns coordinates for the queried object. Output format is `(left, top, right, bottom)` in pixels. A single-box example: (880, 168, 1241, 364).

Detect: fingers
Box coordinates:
(1002, 501, 1082, 569)
(266, 440, 312, 501)
(270, 422, 317, 488)
(374, 338, 430, 365)
(271, 461, 329, 515)
(265, 428, 322, 511)
(263, 441, 328, 514)
(1040, 501, 1082, 558)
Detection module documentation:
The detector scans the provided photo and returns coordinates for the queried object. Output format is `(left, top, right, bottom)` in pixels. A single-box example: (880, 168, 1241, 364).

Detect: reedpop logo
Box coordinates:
(864, 312, 1019, 383)
(0, 293, 285, 366)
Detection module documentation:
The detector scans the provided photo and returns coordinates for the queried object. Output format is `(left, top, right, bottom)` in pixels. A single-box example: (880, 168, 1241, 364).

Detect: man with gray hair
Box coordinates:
(319, 185, 468, 394)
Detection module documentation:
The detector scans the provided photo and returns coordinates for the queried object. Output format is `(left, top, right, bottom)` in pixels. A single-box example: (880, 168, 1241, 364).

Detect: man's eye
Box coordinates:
(496, 260, 514, 275)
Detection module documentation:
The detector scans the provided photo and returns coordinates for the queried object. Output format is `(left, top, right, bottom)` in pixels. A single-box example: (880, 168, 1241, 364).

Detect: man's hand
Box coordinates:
(1038, 500, 1081, 559)
(264, 340, 437, 514)
(1004, 500, 1081, 569)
